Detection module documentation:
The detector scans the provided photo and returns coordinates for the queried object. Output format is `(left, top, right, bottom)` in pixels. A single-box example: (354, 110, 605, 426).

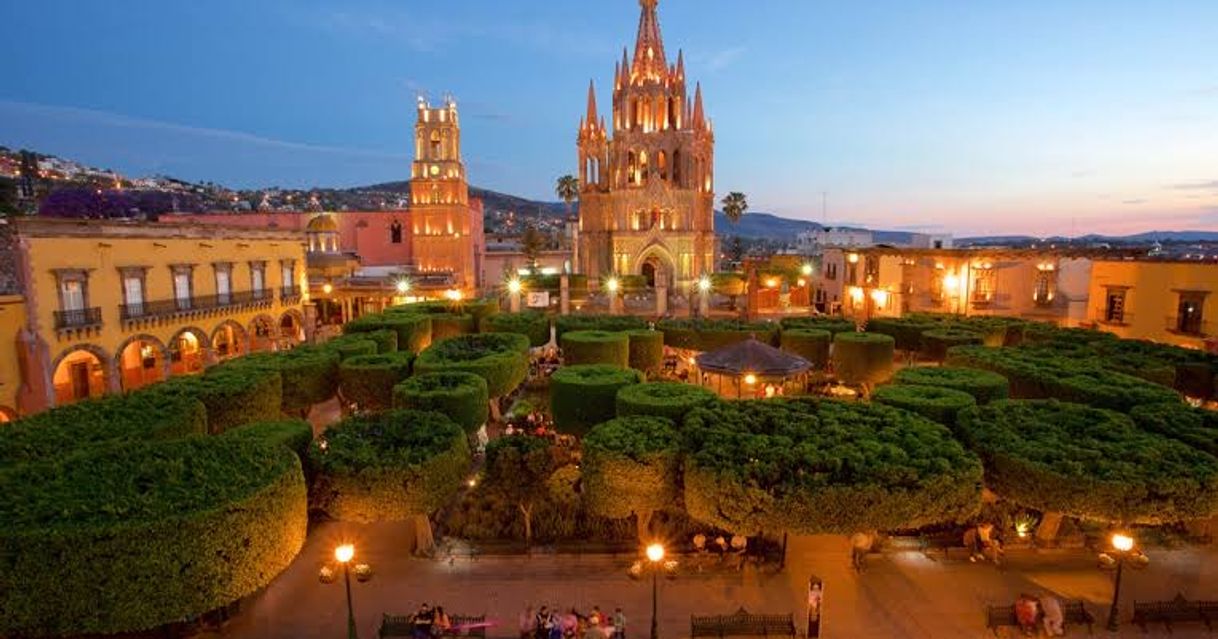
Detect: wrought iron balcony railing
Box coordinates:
(54, 306, 102, 330)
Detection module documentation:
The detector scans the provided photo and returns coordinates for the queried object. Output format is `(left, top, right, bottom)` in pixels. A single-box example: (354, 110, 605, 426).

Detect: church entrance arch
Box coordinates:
(636, 245, 675, 290)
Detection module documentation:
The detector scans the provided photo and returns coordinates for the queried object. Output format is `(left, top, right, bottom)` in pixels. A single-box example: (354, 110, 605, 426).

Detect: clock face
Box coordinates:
(430, 165, 439, 176)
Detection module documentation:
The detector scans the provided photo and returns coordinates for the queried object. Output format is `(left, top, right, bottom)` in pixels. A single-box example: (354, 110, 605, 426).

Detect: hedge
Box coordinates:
(339, 352, 415, 411)
(562, 330, 630, 367)
(550, 365, 644, 436)
(866, 317, 939, 352)
(892, 366, 1010, 405)
(345, 312, 432, 353)
(946, 345, 1181, 412)
(0, 391, 207, 464)
(308, 409, 470, 522)
(555, 314, 647, 339)
(387, 304, 476, 341)
(657, 318, 778, 351)
(873, 384, 977, 426)
(780, 328, 831, 370)
(221, 419, 314, 462)
(921, 328, 984, 362)
(352, 329, 399, 354)
(482, 311, 551, 348)
(682, 398, 982, 534)
(626, 329, 665, 373)
(904, 313, 1028, 347)
(222, 345, 339, 413)
(956, 399, 1218, 523)
(0, 438, 307, 636)
(413, 333, 530, 398)
(832, 332, 895, 385)
(393, 372, 490, 435)
(615, 381, 717, 424)
(325, 335, 380, 361)
(151, 366, 282, 434)
(779, 316, 857, 335)
(1129, 401, 1218, 457)
(582, 416, 680, 523)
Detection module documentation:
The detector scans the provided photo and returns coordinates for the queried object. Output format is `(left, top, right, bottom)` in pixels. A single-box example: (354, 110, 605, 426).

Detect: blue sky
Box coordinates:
(1, 0, 1216, 236)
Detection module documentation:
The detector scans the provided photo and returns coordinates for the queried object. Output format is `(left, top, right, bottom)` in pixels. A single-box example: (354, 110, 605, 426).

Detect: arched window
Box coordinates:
(672, 150, 682, 185)
(390, 221, 403, 244)
(430, 131, 441, 157)
(657, 151, 668, 181)
(627, 151, 637, 185)
(639, 150, 649, 185)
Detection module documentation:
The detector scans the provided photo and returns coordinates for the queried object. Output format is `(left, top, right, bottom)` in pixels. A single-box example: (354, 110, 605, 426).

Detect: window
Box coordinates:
(390, 221, 403, 244)
(1175, 291, 1207, 335)
(173, 272, 192, 309)
(972, 265, 996, 305)
(123, 275, 143, 307)
(280, 261, 294, 290)
(1104, 288, 1126, 324)
(216, 269, 231, 302)
(61, 279, 85, 311)
(250, 263, 266, 297)
(1033, 269, 1055, 306)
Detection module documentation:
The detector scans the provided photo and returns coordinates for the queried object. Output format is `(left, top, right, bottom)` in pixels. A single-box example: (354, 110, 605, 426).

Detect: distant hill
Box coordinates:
(961, 230, 1218, 245)
(713, 211, 821, 240)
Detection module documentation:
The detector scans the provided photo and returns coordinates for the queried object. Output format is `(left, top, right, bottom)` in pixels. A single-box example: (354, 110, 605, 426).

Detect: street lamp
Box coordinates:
(321, 543, 374, 639)
(697, 275, 712, 293)
(646, 543, 665, 639)
(1098, 531, 1149, 632)
(395, 279, 411, 294)
(606, 276, 620, 294)
(800, 263, 813, 277)
(507, 278, 523, 294)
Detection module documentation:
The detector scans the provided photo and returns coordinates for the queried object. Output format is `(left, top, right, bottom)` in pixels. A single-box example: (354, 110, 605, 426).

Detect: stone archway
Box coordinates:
(279, 309, 306, 346)
(635, 243, 676, 289)
(168, 326, 210, 375)
(0, 405, 16, 422)
(50, 344, 112, 406)
(211, 320, 248, 360)
(248, 314, 277, 353)
(114, 334, 170, 392)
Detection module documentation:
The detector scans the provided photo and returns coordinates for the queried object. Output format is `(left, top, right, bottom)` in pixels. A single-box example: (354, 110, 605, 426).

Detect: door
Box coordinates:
(70, 361, 90, 400)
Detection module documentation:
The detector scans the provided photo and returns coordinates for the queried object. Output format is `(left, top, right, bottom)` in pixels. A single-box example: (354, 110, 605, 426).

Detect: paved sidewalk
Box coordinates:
(214, 522, 1218, 639)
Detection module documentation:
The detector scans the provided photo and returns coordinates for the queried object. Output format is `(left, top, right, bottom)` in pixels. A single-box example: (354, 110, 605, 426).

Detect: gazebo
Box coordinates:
(694, 337, 812, 399)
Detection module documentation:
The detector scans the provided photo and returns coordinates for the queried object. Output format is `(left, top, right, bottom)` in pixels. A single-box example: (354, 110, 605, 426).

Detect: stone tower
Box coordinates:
(410, 95, 476, 290)
(577, 0, 716, 289)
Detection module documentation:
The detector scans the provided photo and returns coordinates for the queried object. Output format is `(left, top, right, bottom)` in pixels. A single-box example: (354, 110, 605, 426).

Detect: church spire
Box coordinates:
(692, 82, 706, 129)
(631, 0, 667, 82)
(586, 80, 599, 125)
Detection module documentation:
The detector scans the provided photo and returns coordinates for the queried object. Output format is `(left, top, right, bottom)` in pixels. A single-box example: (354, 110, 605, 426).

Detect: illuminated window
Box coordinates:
(391, 221, 403, 244)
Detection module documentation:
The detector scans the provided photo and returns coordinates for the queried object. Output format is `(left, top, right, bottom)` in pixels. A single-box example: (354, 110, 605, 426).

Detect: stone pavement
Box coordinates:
(215, 522, 1218, 639)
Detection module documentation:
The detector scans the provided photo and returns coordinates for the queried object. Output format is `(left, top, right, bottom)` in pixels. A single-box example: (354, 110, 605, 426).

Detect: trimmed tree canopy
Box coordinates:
(393, 372, 490, 435)
(338, 352, 415, 411)
(683, 398, 982, 534)
(222, 346, 339, 413)
(658, 318, 779, 351)
(832, 332, 895, 385)
(309, 409, 470, 522)
(555, 314, 647, 339)
(561, 330, 630, 367)
(873, 384, 977, 426)
(866, 317, 939, 352)
(921, 328, 984, 362)
(582, 416, 680, 519)
(780, 328, 831, 370)
(956, 399, 1218, 523)
(220, 418, 314, 462)
(413, 333, 529, 398)
(1129, 401, 1218, 458)
(615, 381, 717, 424)
(892, 366, 1010, 405)
(780, 316, 856, 335)
(482, 311, 551, 348)
(550, 364, 644, 436)
(345, 312, 432, 353)
(151, 366, 282, 434)
(325, 335, 380, 361)
(626, 329, 665, 373)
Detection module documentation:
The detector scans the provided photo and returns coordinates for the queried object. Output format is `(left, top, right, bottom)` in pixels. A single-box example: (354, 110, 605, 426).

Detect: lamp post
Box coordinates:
(320, 543, 374, 639)
(646, 543, 665, 639)
(1099, 531, 1149, 632)
(696, 275, 712, 318)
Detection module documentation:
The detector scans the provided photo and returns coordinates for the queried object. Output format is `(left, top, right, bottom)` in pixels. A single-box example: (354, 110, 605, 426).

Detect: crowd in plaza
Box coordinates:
(519, 605, 626, 639)
(400, 603, 457, 638)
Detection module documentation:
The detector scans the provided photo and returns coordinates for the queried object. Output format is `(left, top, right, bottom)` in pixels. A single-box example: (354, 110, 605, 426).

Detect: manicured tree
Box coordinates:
(921, 328, 984, 362)
(626, 329, 664, 373)
(550, 365, 644, 436)
(223, 345, 340, 416)
(561, 330, 630, 367)
(482, 311, 551, 348)
(892, 366, 1010, 405)
(554, 314, 646, 339)
(393, 372, 490, 435)
(0, 438, 307, 637)
(711, 272, 746, 310)
(947, 315, 1028, 347)
(221, 418, 314, 463)
(831, 332, 895, 389)
(866, 317, 938, 354)
(345, 312, 431, 353)
(873, 384, 977, 426)
(325, 335, 380, 361)
(682, 399, 983, 535)
(956, 399, 1218, 524)
(413, 333, 530, 403)
(657, 318, 779, 351)
(615, 382, 717, 424)
(338, 352, 415, 411)
(462, 298, 501, 330)
(780, 316, 856, 336)
(482, 435, 557, 547)
(309, 409, 470, 552)
(387, 304, 475, 341)
(780, 328, 831, 370)
(152, 366, 282, 434)
(350, 329, 398, 354)
(1129, 401, 1218, 457)
(582, 416, 680, 541)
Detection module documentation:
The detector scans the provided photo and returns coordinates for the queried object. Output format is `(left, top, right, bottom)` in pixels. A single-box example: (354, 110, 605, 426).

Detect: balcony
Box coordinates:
(280, 284, 303, 304)
(1093, 309, 1132, 326)
(54, 307, 102, 330)
(120, 290, 273, 321)
(1167, 316, 1211, 338)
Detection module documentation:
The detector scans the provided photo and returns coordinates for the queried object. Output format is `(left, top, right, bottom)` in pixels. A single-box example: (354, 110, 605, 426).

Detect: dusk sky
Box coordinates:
(1, 0, 1216, 236)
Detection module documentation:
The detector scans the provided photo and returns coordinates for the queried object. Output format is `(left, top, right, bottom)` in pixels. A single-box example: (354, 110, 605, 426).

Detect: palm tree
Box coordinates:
(555, 174, 580, 218)
(721, 191, 749, 224)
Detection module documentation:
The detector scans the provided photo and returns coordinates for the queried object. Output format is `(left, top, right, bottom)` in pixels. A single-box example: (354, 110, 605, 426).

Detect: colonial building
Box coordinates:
(1087, 259, 1218, 351)
(577, 0, 716, 290)
(410, 96, 479, 288)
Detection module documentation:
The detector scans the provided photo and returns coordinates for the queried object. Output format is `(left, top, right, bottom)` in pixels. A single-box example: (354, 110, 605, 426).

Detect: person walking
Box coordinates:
(849, 532, 872, 573)
(1040, 594, 1064, 636)
(612, 608, 626, 639)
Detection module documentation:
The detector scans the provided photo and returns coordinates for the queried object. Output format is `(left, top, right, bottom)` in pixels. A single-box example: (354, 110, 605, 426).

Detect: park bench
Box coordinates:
(690, 607, 795, 638)
(1132, 594, 1215, 633)
(919, 530, 965, 560)
(379, 614, 487, 638)
(985, 600, 1093, 636)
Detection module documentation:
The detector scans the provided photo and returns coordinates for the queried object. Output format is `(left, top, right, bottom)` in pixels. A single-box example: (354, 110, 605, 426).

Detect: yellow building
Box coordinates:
(2, 217, 308, 416)
(1087, 259, 1218, 350)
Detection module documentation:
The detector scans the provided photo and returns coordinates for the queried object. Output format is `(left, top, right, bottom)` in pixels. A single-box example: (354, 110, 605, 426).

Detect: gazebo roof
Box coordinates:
(695, 337, 811, 377)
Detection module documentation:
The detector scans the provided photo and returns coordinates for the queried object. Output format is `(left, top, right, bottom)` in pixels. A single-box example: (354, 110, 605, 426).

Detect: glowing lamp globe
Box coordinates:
(335, 544, 355, 564)
(1112, 533, 1134, 552)
(646, 543, 665, 563)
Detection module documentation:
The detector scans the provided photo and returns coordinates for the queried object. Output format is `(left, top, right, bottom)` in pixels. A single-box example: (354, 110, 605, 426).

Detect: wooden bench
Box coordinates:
(379, 614, 487, 638)
(1132, 594, 1215, 633)
(985, 600, 1094, 636)
(690, 607, 795, 638)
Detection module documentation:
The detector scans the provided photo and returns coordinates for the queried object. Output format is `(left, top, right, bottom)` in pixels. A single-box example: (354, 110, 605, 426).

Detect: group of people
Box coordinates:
(529, 349, 561, 379)
(1014, 593, 1065, 637)
(404, 603, 455, 639)
(519, 605, 625, 639)
(691, 533, 751, 570)
(964, 522, 1004, 564)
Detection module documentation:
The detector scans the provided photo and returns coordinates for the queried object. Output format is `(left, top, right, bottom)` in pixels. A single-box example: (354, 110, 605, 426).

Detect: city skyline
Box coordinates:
(1, 0, 1216, 236)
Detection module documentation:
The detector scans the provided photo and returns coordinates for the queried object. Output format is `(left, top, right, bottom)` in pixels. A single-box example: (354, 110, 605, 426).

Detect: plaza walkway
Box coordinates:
(214, 522, 1218, 639)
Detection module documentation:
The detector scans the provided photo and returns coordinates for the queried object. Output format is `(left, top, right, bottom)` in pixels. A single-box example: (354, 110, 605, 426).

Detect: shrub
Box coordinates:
(866, 317, 938, 352)
(482, 311, 551, 347)
(388, 303, 476, 341)
(893, 366, 1010, 404)
(223, 346, 339, 413)
(921, 328, 984, 361)
(683, 398, 982, 534)
(832, 332, 895, 385)
(658, 318, 778, 351)
(393, 372, 489, 435)
(0, 438, 307, 636)
(626, 329, 664, 373)
(462, 298, 501, 329)
(309, 410, 470, 522)
(345, 313, 432, 353)
(414, 333, 530, 398)
(780, 328, 831, 369)
(339, 352, 415, 411)
(152, 366, 282, 434)
(561, 330, 630, 367)
(582, 416, 680, 526)
(873, 384, 977, 426)
(779, 316, 856, 335)
(550, 365, 644, 436)
(0, 392, 207, 464)
(555, 314, 646, 339)
(615, 382, 717, 424)
(221, 419, 314, 462)
(325, 335, 380, 361)
(956, 399, 1218, 523)
(352, 329, 399, 354)
(1129, 401, 1218, 457)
